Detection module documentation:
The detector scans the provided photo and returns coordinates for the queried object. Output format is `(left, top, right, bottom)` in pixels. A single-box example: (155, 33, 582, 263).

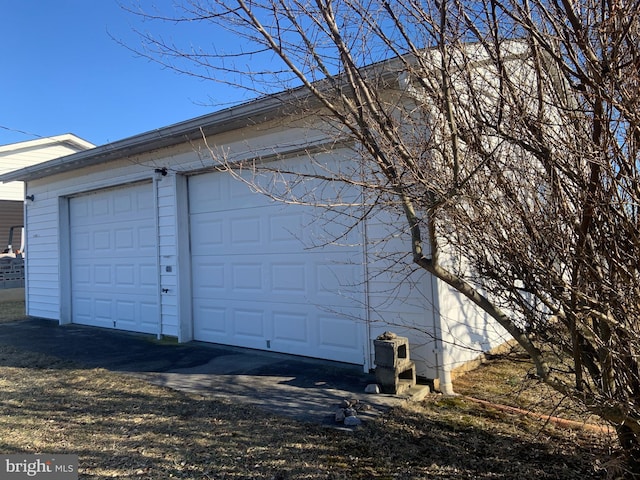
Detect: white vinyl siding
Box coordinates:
(24, 195, 61, 319)
(363, 207, 440, 379)
(156, 175, 179, 333)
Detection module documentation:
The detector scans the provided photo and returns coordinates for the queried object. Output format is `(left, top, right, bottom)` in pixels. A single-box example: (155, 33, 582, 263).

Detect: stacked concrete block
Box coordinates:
(374, 333, 416, 394)
(0, 256, 25, 289)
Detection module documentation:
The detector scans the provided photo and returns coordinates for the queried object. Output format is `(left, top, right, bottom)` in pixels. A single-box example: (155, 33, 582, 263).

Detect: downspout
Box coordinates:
(153, 173, 163, 340)
(23, 184, 29, 315)
(356, 150, 373, 372)
(361, 190, 373, 373)
(430, 255, 454, 394)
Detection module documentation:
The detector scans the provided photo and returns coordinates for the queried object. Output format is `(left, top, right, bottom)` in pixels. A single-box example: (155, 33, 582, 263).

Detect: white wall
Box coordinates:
(23, 127, 368, 340)
(363, 206, 442, 379)
(436, 280, 511, 373)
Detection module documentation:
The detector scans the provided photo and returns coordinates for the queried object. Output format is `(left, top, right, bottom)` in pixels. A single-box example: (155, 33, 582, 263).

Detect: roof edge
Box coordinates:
(0, 87, 313, 184)
(0, 133, 95, 155)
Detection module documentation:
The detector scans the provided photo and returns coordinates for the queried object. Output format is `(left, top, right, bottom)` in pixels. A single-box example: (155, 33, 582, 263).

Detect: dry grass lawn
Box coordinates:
(454, 350, 607, 426)
(0, 315, 618, 479)
(0, 300, 26, 323)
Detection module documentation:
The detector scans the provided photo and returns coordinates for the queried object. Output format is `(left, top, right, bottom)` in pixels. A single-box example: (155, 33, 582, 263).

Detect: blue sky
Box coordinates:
(0, 1, 247, 147)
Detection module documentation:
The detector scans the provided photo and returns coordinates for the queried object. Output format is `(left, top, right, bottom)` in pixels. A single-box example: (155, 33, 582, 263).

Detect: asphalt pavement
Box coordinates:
(0, 303, 428, 426)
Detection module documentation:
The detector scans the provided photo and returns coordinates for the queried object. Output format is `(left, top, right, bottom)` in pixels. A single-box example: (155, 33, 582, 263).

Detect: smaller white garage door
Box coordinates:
(69, 182, 159, 334)
(189, 170, 365, 364)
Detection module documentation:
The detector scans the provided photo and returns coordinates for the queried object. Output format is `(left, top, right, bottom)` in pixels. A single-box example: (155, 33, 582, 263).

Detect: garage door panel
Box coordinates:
(191, 212, 352, 257)
(194, 287, 356, 310)
(140, 303, 161, 331)
(269, 213, 304, 244)
(273, 311, 309, 344)
(73, 264, 91, 285)
(190, 216, 224, 253)
(192, 262, 225, 294)
(71, 198, 90, 219)
(193, 302, 227, 336)
(192, 296, 363, 362)
(114, 228, 134, 249)
(94, 299, 112, 324)
(189, 181, 223, 214)
(231, 263, 263, 291)
(190, 171, 273, 213)
(71, 230, 156, 258)
(114, 264, 134, 285)
(115, 300, 136, 326)
(192, 257, 361, 307)
(93, 230, 112, 251)
(190, 171, 365, 364)
(72, 297, 94, 322)
(73, 231, 91, 252)
(271, 263, 307, 293)
(318, 314, 360, 349)
(192, 298, 364, 363)
(140, 264, 158, 287)
(315, 261, 362, 301)
(230, 216, 262, 244)
(94, 264, 112, 285)
(71, 191, 152, 226)
(233, 309, 265, 338)
(92, 197, 110, 217)
(113, 299, 158, 334)
(193, 251, 359, 293)
(70, 183, 159, 334)
(113, 193, 133, 214)
(138, 225, 158, 250)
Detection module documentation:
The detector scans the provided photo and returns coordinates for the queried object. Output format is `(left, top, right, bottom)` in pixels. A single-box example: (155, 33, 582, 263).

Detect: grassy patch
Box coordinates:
(0, 300, 26, 323)
(0, 344, 616, 479)
(453, 349, 604, 425)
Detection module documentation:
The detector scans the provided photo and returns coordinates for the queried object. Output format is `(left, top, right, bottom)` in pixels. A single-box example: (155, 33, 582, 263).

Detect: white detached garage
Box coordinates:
(0, 91, 509, 392)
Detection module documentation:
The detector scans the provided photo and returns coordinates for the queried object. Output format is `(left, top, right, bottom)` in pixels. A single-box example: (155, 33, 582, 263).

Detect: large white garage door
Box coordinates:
(189, 171, 365, 364)
(70, 182, 159, 334)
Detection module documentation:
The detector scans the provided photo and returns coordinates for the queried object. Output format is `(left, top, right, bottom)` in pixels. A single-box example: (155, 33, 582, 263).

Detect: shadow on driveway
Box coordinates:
(0, 317, 412, 425)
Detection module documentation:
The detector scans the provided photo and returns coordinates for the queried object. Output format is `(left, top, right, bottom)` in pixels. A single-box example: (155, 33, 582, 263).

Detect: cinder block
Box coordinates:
(374, 336, 410, 368)
(375, 365, 399, 387)
(375, 361, 417, 394)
